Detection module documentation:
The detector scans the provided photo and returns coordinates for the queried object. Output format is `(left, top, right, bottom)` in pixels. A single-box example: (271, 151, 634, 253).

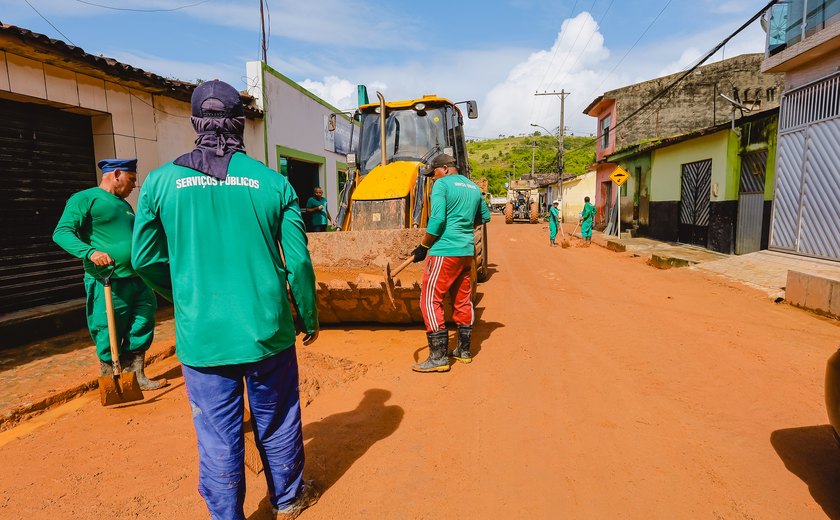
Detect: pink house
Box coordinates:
(583, 96, 617, 228)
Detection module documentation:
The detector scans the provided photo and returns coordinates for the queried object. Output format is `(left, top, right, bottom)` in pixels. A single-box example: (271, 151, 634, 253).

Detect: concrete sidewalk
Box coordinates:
(563, 223, 840, 305)
(0, 308, 177, 432)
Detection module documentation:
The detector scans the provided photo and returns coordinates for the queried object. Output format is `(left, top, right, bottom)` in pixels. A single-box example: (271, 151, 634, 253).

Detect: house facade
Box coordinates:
(584, 54, 784, 232)
(0, 23, 346, 344)
(762, 0, 840, 261)
(608, 109, 779, 255)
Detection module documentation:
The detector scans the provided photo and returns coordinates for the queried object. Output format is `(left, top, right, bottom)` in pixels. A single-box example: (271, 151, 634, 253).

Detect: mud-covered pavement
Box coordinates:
(2, 216, 840, 519)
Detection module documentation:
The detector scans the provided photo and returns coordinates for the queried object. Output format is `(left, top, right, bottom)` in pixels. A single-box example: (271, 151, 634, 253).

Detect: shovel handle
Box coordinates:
(103, 281, 121, 375)
(391, 257, 415, 278)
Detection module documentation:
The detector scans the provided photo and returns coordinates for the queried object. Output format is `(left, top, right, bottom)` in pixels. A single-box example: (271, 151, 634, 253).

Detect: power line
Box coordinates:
(530, 0, 581, 126)
(545, 0, 598, 89)
(73, 0, 212, 12)
(562, 0, 778, 156)
(23, 0, 77, 46)
(548, 0, 616, 89)
(580, 0, 673, 109)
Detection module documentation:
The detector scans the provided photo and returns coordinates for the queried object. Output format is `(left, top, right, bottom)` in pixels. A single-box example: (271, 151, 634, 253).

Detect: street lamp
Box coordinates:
(531, 123, 564, 221)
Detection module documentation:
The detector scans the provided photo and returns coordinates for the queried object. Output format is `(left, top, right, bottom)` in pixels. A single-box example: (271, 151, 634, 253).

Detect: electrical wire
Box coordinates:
(23, 0, 77, 46)
(547, 0, 616, 89)
(561, 0, 778, 157)
(73, 0, 212, 12)
(581, 0, 673, 108)
(545, 0, 598, 89)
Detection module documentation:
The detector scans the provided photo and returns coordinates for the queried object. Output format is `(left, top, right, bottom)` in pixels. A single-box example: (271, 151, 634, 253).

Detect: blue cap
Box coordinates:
(97, 158, 137, 174)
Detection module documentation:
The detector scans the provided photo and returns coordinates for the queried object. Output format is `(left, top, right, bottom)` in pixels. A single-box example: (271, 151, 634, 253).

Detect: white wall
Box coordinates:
(247, 61, 347, 215)
(0, 49, 264, 208)
(560, 171, 597, 221)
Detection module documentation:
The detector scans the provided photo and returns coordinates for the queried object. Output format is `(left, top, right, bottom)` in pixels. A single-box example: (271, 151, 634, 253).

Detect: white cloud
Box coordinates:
(478, 12, 611, 138)
(299, 76, 387, 111)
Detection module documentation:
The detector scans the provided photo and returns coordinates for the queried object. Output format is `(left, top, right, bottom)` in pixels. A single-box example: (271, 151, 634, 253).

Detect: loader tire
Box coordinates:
(530, 201, 539, 224)
(504, 202, 514, 224)
(475, 223, 489, 283)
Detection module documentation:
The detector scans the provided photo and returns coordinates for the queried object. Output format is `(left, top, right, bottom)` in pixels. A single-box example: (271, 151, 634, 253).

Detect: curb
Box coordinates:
(0, 342, 177, 433)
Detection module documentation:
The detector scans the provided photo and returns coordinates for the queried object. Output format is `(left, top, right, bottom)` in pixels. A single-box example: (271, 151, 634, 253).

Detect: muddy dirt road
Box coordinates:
(2, 216, 840, 519)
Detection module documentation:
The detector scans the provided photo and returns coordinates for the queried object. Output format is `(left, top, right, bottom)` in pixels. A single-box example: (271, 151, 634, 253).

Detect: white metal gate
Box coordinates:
(770, 72, 840, 261)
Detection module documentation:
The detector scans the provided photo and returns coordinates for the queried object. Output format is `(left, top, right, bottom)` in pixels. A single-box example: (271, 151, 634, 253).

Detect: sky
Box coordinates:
(2, 0, 773, 139)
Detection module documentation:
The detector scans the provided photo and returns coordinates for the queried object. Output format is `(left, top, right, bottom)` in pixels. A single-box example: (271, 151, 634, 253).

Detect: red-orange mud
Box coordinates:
(1, 216, 839, 518)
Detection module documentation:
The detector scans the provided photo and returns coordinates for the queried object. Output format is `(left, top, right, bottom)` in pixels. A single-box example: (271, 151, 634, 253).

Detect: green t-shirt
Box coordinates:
(581, 202, 596, 221)
(306, 196, 328, 226)
(131, 153, 318, 367)
(427, 174, 492, 257)
(549, 205, 559, 223)
(53, 187, 138, 279)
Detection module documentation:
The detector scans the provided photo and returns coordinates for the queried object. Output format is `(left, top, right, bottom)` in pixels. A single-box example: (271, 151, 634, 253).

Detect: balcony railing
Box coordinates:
(765, 0, 840, 57)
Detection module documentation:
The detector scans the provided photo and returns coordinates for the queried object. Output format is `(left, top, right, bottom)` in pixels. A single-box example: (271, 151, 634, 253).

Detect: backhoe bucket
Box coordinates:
(308, 229, 426, 324)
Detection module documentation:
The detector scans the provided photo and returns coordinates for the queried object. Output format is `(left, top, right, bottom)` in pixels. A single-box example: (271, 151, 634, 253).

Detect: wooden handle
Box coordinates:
(391, 257, 414, 278)
(103, 283, 120, 375)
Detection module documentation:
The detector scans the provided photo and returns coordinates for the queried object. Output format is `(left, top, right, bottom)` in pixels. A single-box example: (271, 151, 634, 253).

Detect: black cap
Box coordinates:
(428, 153, 457, 171)
(190, 80, 244, 118)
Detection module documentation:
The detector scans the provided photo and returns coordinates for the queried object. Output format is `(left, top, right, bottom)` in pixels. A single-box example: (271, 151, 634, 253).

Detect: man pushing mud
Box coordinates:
(410, 153, 491, 373)
(131, 80, 320, 519)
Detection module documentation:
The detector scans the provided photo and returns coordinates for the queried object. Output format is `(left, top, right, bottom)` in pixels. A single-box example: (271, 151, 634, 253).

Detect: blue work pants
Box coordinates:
(181, 346, 304, 520)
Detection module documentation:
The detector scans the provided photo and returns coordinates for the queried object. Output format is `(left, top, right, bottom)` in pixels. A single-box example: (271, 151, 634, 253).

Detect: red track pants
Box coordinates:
(420, 256, 474, 332)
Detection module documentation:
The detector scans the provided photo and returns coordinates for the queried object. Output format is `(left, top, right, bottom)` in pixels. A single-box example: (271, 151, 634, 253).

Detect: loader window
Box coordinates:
(358, 108, 447, 174)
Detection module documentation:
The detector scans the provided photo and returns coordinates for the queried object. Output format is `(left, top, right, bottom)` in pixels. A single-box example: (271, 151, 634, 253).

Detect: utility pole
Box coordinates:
(530, 140, 536, 176)
(534, 89, 571, 220)
(259, 0, 268, 63)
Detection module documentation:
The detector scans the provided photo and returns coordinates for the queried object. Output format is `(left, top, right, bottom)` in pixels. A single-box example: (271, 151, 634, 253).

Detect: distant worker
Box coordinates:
(131, 80, 320, 519)
(410, 153, 492, 373)
(53, 158, 166, 391)
(549, 199, 561, 247)
(580, 196, 596, 247)
(305, 186, 333, 232)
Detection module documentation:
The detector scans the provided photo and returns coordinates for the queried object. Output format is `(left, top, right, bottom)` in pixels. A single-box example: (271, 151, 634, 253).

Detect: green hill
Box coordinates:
(467, 134, 596, 195)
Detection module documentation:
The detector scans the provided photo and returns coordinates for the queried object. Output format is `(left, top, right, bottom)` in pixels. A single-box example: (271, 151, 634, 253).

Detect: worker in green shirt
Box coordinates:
(131, 80, 319, 520)
(410, 153, 491, 373)
(52, 158, 166, 391)
(304, 186, 332, 232)
(580, 196, 596, 247)
(549, 199, 561, 246)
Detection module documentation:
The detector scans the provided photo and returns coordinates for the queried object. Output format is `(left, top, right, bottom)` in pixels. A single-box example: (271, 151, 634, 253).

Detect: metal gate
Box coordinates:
(736, 150, 767, 254)
(770, 72, 840, 261)
(679, 159, 712, 246)
(0, 98, 96, 314)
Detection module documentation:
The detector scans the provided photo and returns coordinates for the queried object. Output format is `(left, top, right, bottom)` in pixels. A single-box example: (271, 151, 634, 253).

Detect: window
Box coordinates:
(600, 115, 611, 150)
(766, 0, 840, 56)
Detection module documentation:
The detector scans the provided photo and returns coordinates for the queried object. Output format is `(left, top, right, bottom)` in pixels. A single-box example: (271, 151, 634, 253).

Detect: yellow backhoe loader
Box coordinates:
(308, 92, 488, 323)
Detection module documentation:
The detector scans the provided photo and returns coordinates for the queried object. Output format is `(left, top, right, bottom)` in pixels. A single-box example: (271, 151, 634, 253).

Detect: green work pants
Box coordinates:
(84, 274, 156, 362)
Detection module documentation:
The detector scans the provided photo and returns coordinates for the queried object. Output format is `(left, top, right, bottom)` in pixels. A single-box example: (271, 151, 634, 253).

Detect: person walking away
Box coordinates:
(305, 186, 332, 232)
(580, 196, 596, 247)
(410, 153, 491, 373)
(53, 158, 166, 391)
(131, 80, 320, 519)
(549, 199, 561, 247)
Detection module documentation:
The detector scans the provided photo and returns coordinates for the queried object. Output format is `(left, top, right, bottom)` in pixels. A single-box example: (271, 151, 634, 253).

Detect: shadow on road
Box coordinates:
(771, 425, 840, 519)
(248, 388, 403, 519)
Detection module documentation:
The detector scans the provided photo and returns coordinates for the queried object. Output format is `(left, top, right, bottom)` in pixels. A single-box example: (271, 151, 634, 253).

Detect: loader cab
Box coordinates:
(356, 96, 474, 176)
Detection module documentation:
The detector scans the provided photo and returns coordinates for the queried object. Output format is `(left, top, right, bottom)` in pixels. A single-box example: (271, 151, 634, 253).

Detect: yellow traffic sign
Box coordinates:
(610, 166, 630, 186)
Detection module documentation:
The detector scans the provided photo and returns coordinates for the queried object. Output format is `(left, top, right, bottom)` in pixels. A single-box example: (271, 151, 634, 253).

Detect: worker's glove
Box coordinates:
(411, 244, 430, 263)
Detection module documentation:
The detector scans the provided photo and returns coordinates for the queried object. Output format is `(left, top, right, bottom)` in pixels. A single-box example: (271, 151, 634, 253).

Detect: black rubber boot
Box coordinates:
(450, 325, 472, 364)
(412, 330, 450, 373)
(99, 359, 113, 377)
(123, 352, 168, 390)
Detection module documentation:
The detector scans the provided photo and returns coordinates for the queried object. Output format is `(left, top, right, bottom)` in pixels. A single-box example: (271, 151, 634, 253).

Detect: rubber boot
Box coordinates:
(99, 359, 113, 377)
(449, 325, 473, 364)
(412, 330, 450, 373)
(123, 352, 168, 390)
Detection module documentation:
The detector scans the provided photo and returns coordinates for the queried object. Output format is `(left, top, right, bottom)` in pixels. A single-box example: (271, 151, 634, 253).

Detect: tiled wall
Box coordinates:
(0, 49, 193, 207)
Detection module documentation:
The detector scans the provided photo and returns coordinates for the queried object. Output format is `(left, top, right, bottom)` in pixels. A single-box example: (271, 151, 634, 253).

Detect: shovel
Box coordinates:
(98, 267, 144, 406)
(384, 257, 415, 308)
